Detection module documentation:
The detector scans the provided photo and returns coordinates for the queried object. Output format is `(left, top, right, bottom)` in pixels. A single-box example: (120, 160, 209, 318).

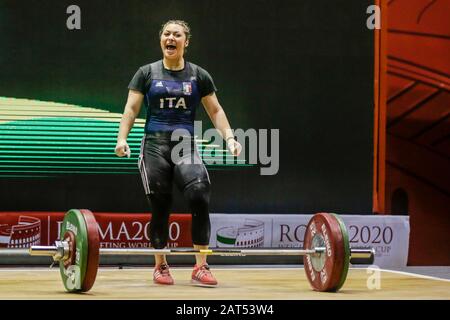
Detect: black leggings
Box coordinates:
(139, 133, 211, 247)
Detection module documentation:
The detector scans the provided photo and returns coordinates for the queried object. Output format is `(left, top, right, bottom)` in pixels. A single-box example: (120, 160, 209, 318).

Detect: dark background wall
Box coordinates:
(0, 0, 374, 214)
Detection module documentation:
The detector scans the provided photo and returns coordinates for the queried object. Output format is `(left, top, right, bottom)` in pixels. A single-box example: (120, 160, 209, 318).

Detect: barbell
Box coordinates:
(0, 209, 375, 293)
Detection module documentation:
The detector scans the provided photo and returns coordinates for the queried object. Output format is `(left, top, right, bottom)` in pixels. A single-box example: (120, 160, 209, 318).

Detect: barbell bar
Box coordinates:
(27, 246, 373, 260)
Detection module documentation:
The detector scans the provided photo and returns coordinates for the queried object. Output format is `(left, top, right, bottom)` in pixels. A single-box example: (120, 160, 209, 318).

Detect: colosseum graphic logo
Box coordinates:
(216, 219, 264, 248)
(0, 216, 41, 248)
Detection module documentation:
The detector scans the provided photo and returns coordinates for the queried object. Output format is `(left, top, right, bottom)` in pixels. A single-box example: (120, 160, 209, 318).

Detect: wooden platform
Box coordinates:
(0, 267, 449, 299)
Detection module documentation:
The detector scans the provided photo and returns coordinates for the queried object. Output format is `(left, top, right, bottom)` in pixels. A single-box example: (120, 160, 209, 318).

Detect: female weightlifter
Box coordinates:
(115, 20, 242, 286)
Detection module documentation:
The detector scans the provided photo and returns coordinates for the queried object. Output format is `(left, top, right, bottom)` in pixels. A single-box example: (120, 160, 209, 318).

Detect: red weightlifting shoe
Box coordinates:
(153, 263, 174, 285)
(191, 263, 218, 286)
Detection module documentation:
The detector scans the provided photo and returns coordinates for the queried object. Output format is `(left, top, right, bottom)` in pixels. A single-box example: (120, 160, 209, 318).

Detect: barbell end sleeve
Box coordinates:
(28, 246, 58, 257)
(349, 248, 376, 265)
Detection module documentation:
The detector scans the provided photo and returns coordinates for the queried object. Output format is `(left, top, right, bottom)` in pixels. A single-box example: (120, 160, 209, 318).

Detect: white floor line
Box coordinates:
(366, 267, 450, 283)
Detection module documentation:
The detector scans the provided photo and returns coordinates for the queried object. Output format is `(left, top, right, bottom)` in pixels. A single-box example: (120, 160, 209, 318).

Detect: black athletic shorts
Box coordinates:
(138, 132, 210, 195)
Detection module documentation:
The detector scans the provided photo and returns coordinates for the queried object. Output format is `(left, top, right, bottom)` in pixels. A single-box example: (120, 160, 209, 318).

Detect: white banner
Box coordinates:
(210, 214, 410, 268)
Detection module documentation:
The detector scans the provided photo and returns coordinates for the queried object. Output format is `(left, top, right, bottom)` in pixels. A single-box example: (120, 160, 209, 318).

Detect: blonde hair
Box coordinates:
(159, 20, 191, 41)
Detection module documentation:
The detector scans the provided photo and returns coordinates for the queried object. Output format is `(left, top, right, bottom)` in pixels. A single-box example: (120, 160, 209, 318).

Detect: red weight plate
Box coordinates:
(80, 209, 100, 292)
(303, 213, 346, 292)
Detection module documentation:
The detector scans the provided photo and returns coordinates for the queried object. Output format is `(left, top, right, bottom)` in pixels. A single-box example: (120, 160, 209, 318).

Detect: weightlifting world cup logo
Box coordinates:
(216, 219, 264, 248)
(0, 216, 41, 248)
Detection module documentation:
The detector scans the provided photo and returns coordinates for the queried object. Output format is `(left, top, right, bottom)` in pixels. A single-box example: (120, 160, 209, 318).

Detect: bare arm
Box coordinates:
(202, 92, 241, 156)
(115, 90, 144, 157)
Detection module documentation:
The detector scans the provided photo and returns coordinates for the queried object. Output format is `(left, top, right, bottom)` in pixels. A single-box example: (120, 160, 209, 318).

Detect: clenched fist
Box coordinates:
(227, 138, 242, 157)
(115, 139, 131, 158)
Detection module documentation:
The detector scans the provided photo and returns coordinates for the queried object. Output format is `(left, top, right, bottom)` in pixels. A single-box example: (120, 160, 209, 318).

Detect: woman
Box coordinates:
(115, 20, 242, 286)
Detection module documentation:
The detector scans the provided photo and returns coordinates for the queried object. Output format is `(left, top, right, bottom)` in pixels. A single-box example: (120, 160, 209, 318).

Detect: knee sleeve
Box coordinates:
(183, 182, 211, 245)
(148, 193, 172, 249)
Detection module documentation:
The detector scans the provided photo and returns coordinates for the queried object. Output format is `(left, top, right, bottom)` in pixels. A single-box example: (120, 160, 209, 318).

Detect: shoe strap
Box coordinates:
(197, 264, 211, 271)
(157, 263, 170, 274)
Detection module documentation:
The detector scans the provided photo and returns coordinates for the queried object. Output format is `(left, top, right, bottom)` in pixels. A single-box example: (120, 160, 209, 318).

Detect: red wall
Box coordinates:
(385, 0, 450, 265)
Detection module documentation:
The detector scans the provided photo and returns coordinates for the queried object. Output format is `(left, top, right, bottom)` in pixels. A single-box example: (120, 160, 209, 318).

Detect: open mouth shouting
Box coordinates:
(165, 43, 177, 55)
